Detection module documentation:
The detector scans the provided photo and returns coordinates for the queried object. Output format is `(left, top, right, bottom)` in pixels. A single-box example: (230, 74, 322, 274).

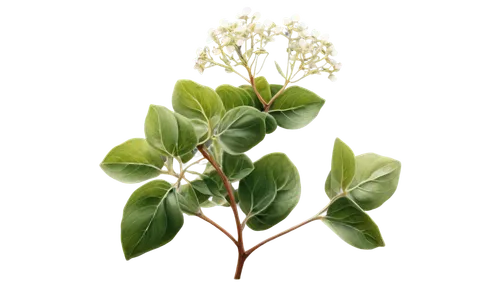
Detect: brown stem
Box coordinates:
(264, 81, 289, 112)
(247, 68, 268, 108)
(234, 252, 247, 279)
(197, 145, 246, 279)
(197, 213, 238, 247)
(245, 217, 321, 257)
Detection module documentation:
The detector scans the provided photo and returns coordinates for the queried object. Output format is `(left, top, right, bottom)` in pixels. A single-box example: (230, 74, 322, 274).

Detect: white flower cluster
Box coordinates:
(194, 15, 277, 80)
(281, 15, 342, 82)
(194, 8, 341, 83)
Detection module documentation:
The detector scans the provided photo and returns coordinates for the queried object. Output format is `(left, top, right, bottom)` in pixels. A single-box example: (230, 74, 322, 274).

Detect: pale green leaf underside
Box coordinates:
(172, 79, 225, 128)
(327, 138, 356, 198)
(100, 138, 164, 184)
(144, 104, 198, 157)
(121, 180, 184, 260)
(347, 153, 401, 210)
(322, 196, 384, 249)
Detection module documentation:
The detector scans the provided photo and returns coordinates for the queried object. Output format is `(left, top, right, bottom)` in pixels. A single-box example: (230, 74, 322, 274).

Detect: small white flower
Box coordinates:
(272, 26, 283, 34)
(194, 64, 204, 74)
(254, 23, 264, 33)
(334, 62, 342, 70)
(236, 38, 245, 46)
(327, 46, 338, 56)
(242, 7, 251, 16)
(263, 19, 273, 27)
(220, 19, 229, 28)
(283, 17, 292, 25)
(253, 12, 261, 20)
(311, 29, 320, 38)
(319, 34, 330, 41)
(235, 24, 247, 33)
(221, 36, 231, 45)
(299, 38, 307, 49)
(213, 47, 221, 55)
(328, 74, 337, 82)
(225, 45, 235, 54)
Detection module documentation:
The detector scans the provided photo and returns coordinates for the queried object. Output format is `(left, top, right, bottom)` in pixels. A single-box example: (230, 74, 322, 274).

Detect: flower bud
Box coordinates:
(299, 38, 307, 49)
(334, 62, 342, 70)
(225, 45, 235, 54)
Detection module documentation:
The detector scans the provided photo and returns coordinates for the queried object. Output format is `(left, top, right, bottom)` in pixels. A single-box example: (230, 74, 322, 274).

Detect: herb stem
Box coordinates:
(245, 193, 345, 257)
(197, 212, 238, 246)
(264, 80, 289, 112)
(247, 70, 268, 107)
(197, 145, 247, 280)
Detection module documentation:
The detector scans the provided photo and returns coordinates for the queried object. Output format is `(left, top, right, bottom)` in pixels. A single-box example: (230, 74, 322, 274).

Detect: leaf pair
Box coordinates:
(322, 138, 401, 249)
(241, 77, 326, 129)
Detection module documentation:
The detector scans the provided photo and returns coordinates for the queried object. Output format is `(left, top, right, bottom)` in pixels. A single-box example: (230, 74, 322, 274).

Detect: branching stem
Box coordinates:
(264, 80, 289, 112)
(196, 145, 246, 279)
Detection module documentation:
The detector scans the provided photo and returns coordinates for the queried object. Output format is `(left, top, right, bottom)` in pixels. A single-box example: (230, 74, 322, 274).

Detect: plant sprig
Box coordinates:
(99, 8, 401, 280)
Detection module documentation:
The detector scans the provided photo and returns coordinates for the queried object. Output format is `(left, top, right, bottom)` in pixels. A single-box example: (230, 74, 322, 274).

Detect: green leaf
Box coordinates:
(209, 138, 223, 163)
(273, 58, 289, 80)
(172, 79, 225, 127)
(264, 113, 277, 134)
(268, 86, 325, 129)
(215, 106, 266, 154)
(269, 84, 283, 96)
(239, 153, 301, 231)
(179, 179, 226, 216)
(144, 104, 198, 157)
(190, 118, 210, 144)
(179, 148, 197, 163)
(121, 180, 184, 260)
(326, 138, 356, 199)
(322, 196, 384, 249)
(178, 183, 201, 215)
(240, 76, 272, 110)
(239, 85, 262, 109)
(216, 84, 256, 110)
(254, 76, 272, 102)
(347, 153, 401, 210)
(100, 138, 164, 184)
(191, 172, 226, 198)
(222, 152, 254, 181)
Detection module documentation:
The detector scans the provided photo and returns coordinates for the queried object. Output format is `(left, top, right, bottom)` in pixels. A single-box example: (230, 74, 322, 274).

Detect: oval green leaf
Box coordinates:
(172, 79, 225, 128)
(180, 151, 195, 164)
(347, 153, 401, 210)
(216, 84, 256, 111)
(326, 138, 356, 199)
(215, 106, 266, 154)
(239, 85, 263, 109)
(322, 196, 384, 249)
(264, 113, 277, 134)
(239, 153, 301, 231)
(121, 180, 184, 260)
(190, 118, 210, 144)
(268, 86, 325, 129)
(222, 152, 254, 181)
(144, 104, 198, 157)
(179, 179, 227, 216)
(254, 76, 272, 102)
(100, 138, 164, 184)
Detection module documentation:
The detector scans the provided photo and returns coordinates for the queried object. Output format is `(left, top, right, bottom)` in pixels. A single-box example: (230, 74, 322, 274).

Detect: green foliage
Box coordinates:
(215, 106, 266, 154)
(239, 153, 301, 230)
(268, 86, 325, 129)
(100, 73, 401, 277)
(121, 180, 184, 260)
(100, 138, 164, 183)
(322, 197, 384, 249)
